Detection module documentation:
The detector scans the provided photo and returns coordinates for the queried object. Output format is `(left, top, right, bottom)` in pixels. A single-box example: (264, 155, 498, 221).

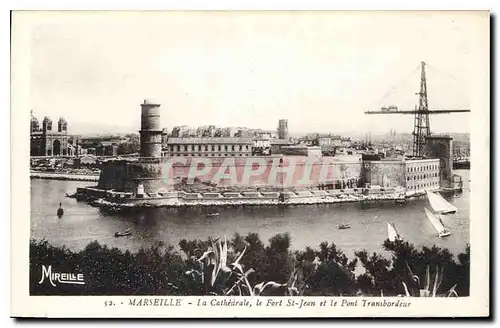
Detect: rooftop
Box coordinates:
(270, 139, 292, 145)
(142, 99, 161, 106)
(166, 137, 254, 144)
(426, 134, 453, 139)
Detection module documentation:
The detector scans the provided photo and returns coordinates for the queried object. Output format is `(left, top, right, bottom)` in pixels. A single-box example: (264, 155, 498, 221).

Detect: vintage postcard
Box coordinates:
(11, 10, 490, 318)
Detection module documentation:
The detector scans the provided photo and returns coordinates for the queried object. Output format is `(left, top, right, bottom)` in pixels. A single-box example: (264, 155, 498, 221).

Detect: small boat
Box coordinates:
(114, 229, 131, 238)
(338, 224, 351, 230)
(426, 190, 457, 215)
(65, 192, 77, 198)
(387, 222, 403, 242)
(205, 207, 220, 217)
(424, 207, 451, 238)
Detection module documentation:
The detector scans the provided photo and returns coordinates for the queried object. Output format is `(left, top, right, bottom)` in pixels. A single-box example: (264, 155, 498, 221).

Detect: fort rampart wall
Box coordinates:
(97, 156, 364, 193)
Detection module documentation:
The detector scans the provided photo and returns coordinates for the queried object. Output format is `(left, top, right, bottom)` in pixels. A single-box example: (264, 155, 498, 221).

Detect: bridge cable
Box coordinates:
(377, 64, 421, 106)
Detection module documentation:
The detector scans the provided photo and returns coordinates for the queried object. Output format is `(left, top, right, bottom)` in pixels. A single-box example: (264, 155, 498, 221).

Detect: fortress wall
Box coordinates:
(363, 161, 406, 188)
(97, 160, 164, 193)
(97, 161, 129, 190)
(95, 156, 414, 194)
(163, 156, 363, 190)
(125, 161, 164, 193)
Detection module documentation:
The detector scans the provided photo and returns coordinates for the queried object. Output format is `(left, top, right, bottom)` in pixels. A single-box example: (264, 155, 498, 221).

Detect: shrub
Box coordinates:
(29, 234, 470, 297)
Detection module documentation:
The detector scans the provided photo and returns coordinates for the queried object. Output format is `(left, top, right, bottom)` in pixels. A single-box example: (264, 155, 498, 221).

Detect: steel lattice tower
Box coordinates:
(412, 61, 431, 157)
(364, 62, 470, 149)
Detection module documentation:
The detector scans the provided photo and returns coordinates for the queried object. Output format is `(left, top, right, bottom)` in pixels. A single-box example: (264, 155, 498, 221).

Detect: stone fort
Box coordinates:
(95, 100, 455, 196)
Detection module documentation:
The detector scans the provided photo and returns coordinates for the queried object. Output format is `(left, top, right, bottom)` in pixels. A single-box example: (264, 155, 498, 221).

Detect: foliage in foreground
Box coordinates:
(29, 233, 469, 297)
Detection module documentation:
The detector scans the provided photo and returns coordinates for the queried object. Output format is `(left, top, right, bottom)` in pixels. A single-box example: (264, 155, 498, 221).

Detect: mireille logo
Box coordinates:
(38, 265, 85, 286)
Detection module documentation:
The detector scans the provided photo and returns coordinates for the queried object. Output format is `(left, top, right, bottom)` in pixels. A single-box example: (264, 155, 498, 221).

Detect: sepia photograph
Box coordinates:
(10, 9, 490, 318)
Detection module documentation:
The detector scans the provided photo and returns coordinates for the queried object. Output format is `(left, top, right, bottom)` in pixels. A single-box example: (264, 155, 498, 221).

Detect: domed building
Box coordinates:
(30, 110, 69, 156)
(30, 114, 40, 132)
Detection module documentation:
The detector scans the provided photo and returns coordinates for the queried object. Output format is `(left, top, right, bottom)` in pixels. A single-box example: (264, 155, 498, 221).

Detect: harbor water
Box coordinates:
(30, 170, 470, 259)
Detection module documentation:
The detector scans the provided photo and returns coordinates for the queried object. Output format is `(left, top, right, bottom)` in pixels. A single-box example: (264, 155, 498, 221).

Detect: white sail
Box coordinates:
(426, 190, 457, 215)
(387, 222, 402, 242)
(424, 207, 446, 233)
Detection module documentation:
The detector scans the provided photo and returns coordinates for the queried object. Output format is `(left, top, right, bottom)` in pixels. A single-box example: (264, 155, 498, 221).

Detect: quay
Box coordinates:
(75, 185, 438, 211)
(30, 171, 100, 182)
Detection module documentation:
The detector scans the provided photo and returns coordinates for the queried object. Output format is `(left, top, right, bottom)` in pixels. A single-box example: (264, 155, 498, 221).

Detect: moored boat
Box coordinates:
(205, 207, 220, 217)
(206, 212, 220, 217)
(114, 228, 132, 237)
(338, 223, 351, 230)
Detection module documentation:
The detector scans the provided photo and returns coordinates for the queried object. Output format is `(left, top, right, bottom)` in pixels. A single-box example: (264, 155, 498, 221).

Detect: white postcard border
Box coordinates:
(10, 10, 490, 318)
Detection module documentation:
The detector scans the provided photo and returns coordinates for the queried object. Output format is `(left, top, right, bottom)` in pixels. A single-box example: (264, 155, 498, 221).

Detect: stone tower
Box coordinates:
(42, 116, 52, 131)
(425, 135, 453, 188)
(278, 119, 288, 140)
(139, 99, 162, 158)
(58, 117, 68, 132)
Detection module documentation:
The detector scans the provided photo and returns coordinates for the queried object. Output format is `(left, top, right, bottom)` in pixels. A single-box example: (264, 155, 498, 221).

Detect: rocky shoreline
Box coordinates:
(87, 192, 410, 212)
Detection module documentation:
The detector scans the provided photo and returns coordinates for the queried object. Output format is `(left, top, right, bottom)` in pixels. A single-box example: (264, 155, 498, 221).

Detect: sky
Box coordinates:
(22, 11, 488, 135)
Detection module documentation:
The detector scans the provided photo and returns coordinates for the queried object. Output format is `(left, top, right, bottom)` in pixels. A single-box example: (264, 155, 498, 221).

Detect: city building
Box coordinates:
(66, 138, 86, 157)
(161, 128, 169, 146)
(252, 135, 271, 155)
(315, 134, 342, 148)
(363, 158, 440, 190)
(96, 141, 119, 156)
(425, 135, 455, 189)
(253, 135, 271, 148)
(30, 111, 69, 156)
(340, 137, 352, 148)
(195, 125, 217, 138)
(278, 119, 289, 140)
(171, 125, 196, 138)
(165, 137, 253, 157)
(254, 129, 277, 139)
(281, 145, 322, 159)
(270, 139, 292, 154)
(405, 159, 441, 191)
(235, 128, 253, 138)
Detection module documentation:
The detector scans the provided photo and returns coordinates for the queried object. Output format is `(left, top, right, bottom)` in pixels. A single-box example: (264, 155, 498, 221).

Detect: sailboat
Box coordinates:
(387, 222, 403, 242)
(424, 207, 451, 238)
(426, 190, 457, 215)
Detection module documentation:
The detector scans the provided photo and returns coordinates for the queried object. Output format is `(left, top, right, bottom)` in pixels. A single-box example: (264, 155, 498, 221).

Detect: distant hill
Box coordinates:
(69, 122, 139, 136)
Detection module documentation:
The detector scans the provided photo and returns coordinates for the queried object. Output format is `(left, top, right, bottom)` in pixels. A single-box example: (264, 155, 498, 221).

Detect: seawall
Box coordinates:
(78, 186, 412, 210)
(97, 156, 364, 193)
(30, 171, 100, 182)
